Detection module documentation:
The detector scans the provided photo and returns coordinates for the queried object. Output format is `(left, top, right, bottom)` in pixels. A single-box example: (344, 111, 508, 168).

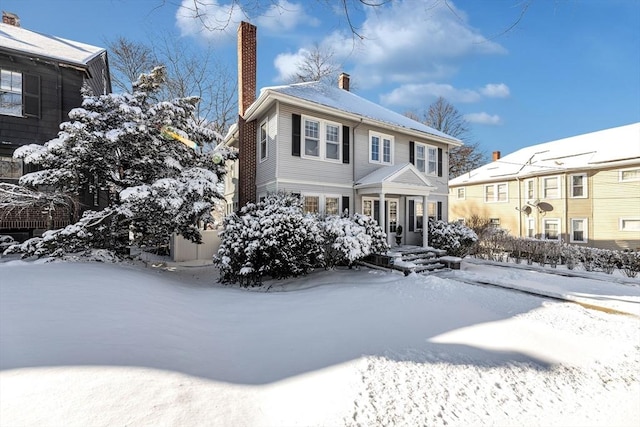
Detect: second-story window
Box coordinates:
(525, 179, 535, 200)
(325, 123, 340, 160)
(369, 131, 393, 165)
(542, 176, 560, 199)
(0, 69, 22, 116)
(484, 183, 508, 203)
(301, 116, 342, 162)
(414, 142, 438, 175)
(304, 118, 320, 157)
(570, 173, 587, 198)
(259, 120, 268, 161)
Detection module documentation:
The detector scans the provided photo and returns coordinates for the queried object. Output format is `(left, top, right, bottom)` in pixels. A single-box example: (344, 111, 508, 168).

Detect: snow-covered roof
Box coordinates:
(450, 122, 640, 185)
(0, 22, 105, 67)
(246, 81, 461, 145)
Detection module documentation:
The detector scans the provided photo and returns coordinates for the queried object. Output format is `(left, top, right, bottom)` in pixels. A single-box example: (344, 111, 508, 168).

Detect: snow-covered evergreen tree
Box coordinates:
(427, 219, 478, 258)
(7, 66, 235, 257)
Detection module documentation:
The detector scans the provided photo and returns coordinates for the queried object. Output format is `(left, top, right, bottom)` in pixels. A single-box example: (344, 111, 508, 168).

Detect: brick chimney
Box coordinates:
(237, 21, 257, 209)
(492, 150, 501, 161)
(338, 73, 350, 91)
(2, 11, 20, 26)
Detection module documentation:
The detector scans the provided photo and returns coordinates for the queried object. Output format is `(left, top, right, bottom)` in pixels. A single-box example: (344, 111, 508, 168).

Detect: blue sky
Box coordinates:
(2, 0, 639, 157)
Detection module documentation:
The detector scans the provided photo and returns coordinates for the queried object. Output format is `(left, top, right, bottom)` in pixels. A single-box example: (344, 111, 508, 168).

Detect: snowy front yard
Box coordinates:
(1, 260, 639, 426)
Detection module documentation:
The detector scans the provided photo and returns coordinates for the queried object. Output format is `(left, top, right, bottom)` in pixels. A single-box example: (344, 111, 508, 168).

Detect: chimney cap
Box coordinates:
(2, 11, 20, 27)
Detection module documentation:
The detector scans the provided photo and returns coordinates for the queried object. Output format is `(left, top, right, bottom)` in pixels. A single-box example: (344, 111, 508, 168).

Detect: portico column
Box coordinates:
(422, 195, 428, 248)
(378, 192, 386, 237)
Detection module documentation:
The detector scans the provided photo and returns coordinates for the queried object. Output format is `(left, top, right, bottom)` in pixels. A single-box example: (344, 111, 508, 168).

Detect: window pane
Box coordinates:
(326, 124, 339, 142)
(304, 196, 319, 214)
(326, 142, 339, 160)
(416, 202, 423, 229)
(497, 184, 507, 201)
(543, 177, 558, 198)
(544, 221, 559, 239)
(363, 200, 372, 216)
(485, 185, 495, 202)
(457, 188, 465, 199)
(621, 219, 640, 231)
(371, 136, 379, 161)
(621, 169, 640, 181)
(427, 147, 437, 174)
(383, 139, 391, 163)
(305, 120, 319, 138)
(572, 175, 584, 197)
(526, 180, 535, 199)
(325, 197, 339, 215)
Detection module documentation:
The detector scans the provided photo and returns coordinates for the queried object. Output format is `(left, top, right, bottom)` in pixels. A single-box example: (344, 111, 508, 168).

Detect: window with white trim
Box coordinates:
(302, 116, 342, 162)
(484, 183, 508, 203)
(369, 131, 393, 165)
(427, 201, 437, 221)
(427, 146, 437, 175)
(543, 218, 560, 240)
(570, 173, 587, 198)
(303, 194, 320, 214)
(303, 193, 342, 215)
(0, 69, 22, 116)
(415, 201, 424, 230)
(542, 176, 560, 199)
(259, 120, 268, 161)
(570, 218, 588, 243)
(456, 187, 465, 200)
(325, 196, 339, 215)
(526, 217, 535, 238)
(525, 179, 535, 200)
(620, 218, 640, 232)
(414, 142, 438, 175)
(619, 168, 640, 182)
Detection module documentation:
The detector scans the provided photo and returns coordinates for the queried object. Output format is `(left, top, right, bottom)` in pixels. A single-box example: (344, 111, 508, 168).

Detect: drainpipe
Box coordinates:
(516, 177, 522, 237)
(563, 173, 568, 244)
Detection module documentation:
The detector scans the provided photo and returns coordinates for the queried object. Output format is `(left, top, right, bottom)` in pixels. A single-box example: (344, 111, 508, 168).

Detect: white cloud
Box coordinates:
(480, 83, 510, 98)
(380, 83, 481, 108)
(273, 49, 308, 82)
(256, 0, 319, 32)
(176, 0, 316, 43)
(464, 112, 502, 125)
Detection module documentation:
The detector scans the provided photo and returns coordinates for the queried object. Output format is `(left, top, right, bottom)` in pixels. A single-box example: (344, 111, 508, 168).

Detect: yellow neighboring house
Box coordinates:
(449, 123, 640, 251)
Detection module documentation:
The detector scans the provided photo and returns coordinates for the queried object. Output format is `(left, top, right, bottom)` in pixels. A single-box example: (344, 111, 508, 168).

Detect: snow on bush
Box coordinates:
(215, 193, 390, 285)
(427, 219, 478, 258)
(6, 66, 236, 259)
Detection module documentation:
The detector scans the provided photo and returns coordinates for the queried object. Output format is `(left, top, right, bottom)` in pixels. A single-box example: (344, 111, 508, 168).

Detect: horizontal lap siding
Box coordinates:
(256, 105, 277, 187)
(277, 103, 353, 186)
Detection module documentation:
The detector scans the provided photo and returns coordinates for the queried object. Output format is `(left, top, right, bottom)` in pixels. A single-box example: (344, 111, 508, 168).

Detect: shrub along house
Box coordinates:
(0, 14, 111, 240)
(449, 122, 640, 251)
(224, 22, 461, 247)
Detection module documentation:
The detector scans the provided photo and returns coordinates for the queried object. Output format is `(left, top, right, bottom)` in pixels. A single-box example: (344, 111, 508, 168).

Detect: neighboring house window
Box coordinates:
(490, 218, 500, 227)
(484, 183, 508, 202)
(0, 69, 39, 117)
(619, 168, 640, 182)
(525, 179, 535, 200)
(259, 120, 268, 161)
(456, 187, 465, 200)
(543, 218, 560, 240)
(570, 173, 587, 198)
(542, 176, 560, 199)
(526, 217, 535, 238)
(301, 116, 342, 162)
(0, 156, 22, 179)
(620, 218, 640, 232)
(570, 218, 588, 243)
(369, 131, 393, 165)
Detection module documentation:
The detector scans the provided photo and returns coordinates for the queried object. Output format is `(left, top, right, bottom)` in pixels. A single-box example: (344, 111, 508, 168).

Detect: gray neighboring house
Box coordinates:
(0, 14, 111, 240)
(225, 22, 461, 247)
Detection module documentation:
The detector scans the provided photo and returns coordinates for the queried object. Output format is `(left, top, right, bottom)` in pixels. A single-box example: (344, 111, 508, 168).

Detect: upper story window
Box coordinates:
(619, 168, 640, 182)
(259, 120, 268, 161)
(0, 69, 40, 118)
(414, 142, 438, 175)
(369, 131, 393, 165)
(570, 173, 587, 198)
(302, 116, 342, 162)
(456, 187, 465, 200)
(542, 176, 560, 199)
(525, 179, 535, 200)
(484, 183, 508, 203)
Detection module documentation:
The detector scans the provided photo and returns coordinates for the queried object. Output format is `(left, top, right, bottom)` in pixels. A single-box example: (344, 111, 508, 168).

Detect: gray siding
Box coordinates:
(255, 104, 278, 187)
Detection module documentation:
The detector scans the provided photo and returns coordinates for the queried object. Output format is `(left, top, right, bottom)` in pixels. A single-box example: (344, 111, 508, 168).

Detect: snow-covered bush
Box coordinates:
(350, 213, 390, 255)
(322, 214, 388, 268)
(620, 251, 640, 278)
(427, 219, 478, 258)
(214, 193, 324, 286)
(6, 67, 235, 258)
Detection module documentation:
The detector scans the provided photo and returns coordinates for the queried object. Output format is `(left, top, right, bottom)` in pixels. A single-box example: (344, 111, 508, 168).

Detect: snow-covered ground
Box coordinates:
(1, 258, 639, 426)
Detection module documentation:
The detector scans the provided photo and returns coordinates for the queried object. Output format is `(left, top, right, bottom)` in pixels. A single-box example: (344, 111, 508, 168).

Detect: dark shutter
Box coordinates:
(292, 114, 301, 157)
(373, 200, 380, 224)
(23, 74, 40, 118)
(437, 201, 442, 221)
(437, 147, 443, 177)
(342, 125, 350, 164)
(409, 141, 415, 165)
(341, 196, 350, 215)
(408, 200, 415, 232)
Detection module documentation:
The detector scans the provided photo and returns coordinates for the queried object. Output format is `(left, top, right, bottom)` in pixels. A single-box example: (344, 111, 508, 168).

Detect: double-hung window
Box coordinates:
(302, 116, 341, 162)
(303, 193, 341, 215)
(456, 187, 465, 200)
(543, 218, 560, 240)
(427, 146, 437, 175)
(484, 183, 508, 203)
(369, 131, 393, 165)
(0, 69, 39, 117)
(570, 218, 588, 243)
(525, 179, 535, 200)
(259, 120, 268, 161)
(570, 173, 587, 198)
(542, 176, 560, 199)
(414, 142, 438, 175)
(415, 144, 425, 172)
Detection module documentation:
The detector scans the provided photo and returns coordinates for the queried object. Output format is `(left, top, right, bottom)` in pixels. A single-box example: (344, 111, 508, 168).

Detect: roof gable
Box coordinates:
(246, 81, 461, 145)
(356, 162, 433, 189)
(0, 22, 105, 67)
(450, 122, 640, 185)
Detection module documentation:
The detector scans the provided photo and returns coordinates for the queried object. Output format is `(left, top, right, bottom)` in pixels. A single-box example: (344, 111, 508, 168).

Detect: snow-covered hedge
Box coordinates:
(427, 219, 478, 258)
(214, 193, 389, 285)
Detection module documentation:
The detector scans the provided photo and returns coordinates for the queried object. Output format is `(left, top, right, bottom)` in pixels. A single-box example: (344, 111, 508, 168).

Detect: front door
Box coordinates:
(364, 198, 399, 246)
